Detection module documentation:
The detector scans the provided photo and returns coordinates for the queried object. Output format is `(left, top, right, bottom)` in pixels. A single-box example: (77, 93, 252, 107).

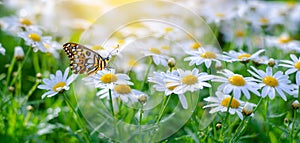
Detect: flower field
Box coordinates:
(0, 0, 299, 143)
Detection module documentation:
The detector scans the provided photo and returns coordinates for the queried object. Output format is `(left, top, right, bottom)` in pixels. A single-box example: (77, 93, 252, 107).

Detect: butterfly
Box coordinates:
(63, 42, 111, 76)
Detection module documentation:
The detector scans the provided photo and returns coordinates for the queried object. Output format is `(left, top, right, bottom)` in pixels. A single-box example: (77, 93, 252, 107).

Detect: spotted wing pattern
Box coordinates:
(63, 42, 108, 75)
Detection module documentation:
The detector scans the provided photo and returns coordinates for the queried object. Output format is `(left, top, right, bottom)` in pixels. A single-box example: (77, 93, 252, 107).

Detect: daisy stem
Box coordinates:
(229, 116, 246, 142)
(220, 95, 234, 141)
(207, 66, 214, 97)
(3, 56, 16, 93)
(141, 58, 152, 90)
(62, 93, 90, 143)
(17, 62, 22, 96)
(290, 109, 297, 143)
(108, 89, 115, 117)
(253, 97, 264, 113)
(264, 98, 270, 139)
(156, 95, 171, 124)
(139, 103, 144, 141)
(33, 51, 41, 73)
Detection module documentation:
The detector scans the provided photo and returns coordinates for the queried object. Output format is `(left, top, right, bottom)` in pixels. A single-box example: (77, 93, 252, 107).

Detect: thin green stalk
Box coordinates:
(17, 62, 22, 96)
(140, 58, 152, 90)
(139, 104, 144, 141)
(230, 117, 246, 142)
(290, 109, 297, 143)
(3, 58, 16, 93)
(108, 89, 115, 117)
(33, 51, 41, 73)
(264, 98, 270, 139)
(253, 97, 264, 113)
(63, 93, 90, 143)
(155, 95, 171, 124)
(232, 119, 249, 142)
(220, 95, 234, 141)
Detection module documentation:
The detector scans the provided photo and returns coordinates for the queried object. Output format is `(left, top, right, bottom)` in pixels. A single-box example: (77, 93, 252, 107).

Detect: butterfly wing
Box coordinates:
(63, 42, 105, 75)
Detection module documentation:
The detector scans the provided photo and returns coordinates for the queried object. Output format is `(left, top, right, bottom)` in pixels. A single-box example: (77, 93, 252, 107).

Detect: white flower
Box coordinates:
(141, 39, 170, 66)
(265, 33, 300, 52)
(148, 71, 188, 109)
(184, 46, 222, 68)
(223, 49, 265, 62)
(82, 69, 132, 89)
(242, 102, 257, 117)
(280, 54, 300, 85)
(164, 68, 212, 94)
(0, 16, 35, 34)
(213, 69, 260, 99)
(14, 46, 24, 60)
(248, 66, 294, 101)
(38, 68, 78, 99)
(96, 84, 146, 103)
(18, 28, 51, 52)
(203, 91, 245, 120)
(0, 43, 5, 55)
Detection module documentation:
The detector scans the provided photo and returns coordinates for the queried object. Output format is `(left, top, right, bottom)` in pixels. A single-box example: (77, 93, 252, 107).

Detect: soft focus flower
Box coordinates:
(38, 68, 78, 99)
(223, 49, 265, 63)
(184, 46, 222, 68)
(82, 69, 132, 89)
(203, 91, 245, 120)
(18, 28, 52, 52)
(142, 41, 170, 66)
(265, 33, 300, 52)
(213, 69, 260, 99)
(242, 102, 257, 116)
(248, 66, 294, 101)
(280, 54, 300, 85)
(0, 43, 6, 55)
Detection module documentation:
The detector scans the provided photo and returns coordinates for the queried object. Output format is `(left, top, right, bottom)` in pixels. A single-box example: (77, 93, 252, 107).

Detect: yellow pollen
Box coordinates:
(221, 97, 240, 108)
(114, 84, 132, 94)
(161, 45, 170, 50)
(263, 76, 278, 87)
(228, 75, 246, 86)
(235, 31, 245, 37)
(238, 53, 251, 60)
(191, 42, 202, 50)
(43, 43, 50, 49)
(128, 59, 138, 67)
(28, 33, 41, 42)
(259, 18, 269, 24)
(294, 62, 300, 71)
(150, 48, 161, 54)
(277, 37, 292, 44)
(166, 82, 177, 90)
(19, 18, 32, 26)
(165, 27, 173, 33)
(181, 75, 198, 85)
(52, 82, 66, 92)
(200, 51, 217, 59)
(92, 45, 105, 51)
(215, 13, 225, 18)
(100, 73, 118, 83)
(118, 39, 124, 45)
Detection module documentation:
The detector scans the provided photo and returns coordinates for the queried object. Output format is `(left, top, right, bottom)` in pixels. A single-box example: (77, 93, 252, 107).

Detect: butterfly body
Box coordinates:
(63, 42, 109, 76)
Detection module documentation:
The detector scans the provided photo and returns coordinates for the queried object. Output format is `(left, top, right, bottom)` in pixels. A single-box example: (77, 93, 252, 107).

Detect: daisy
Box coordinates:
(223, 49, 265, 63)
(96, 83, 146, 104)
(164, 68, 212, 94)
(0, 43, 5, 55)
(148, 71, 188, 109)
(141, 39, 170, 66)
(0, 16, 35, 34)
(265, 33, 300, 52)
(203, 91, 246, 120)
(82, 69, 132, 89)
(18, 28, 52, 52)
(38, 68, 78, 99)
(213, 69, 260, 99)
(280, 54, 300, 85)
(248, 66, 294, 101)
(184, 46, 222, 68)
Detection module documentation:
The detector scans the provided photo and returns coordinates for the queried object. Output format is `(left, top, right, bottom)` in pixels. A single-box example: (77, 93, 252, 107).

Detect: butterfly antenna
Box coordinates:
(108, 44, 119, 56)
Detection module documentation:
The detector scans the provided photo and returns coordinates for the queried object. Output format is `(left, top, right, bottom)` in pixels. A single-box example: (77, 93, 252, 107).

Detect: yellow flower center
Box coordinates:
(200, 51, 217, 59)
(100, 73, 118, 83)
(166, 82, 177, 90)
(19, 18, 32, 26)
(259, 18, 269, 24)
(150, 47, 161, 54)
(114, 84, 132, 94)
(165, 27, 173, 33)
(235, 31, 245, 37)
(228, 75, 246, 86)
(181, 75, 198, 85)
(191, 42, 202, 50)
(237, 53, 251, 60)
(294, 61, 300, 71)
(117, 39, 124, 45)
(221, 97, 240, 108)
(215, 13, 225, 18)
(277, 37, 292, 44)
(127, 59, 138, 67)
(52, 82, 66, 92)
(161, 45, 170, 50)
(92, 45, 105, 51)
(263, 76, 278, 87)
(28, 33, 41, 42)
(43, 43, 50, 49)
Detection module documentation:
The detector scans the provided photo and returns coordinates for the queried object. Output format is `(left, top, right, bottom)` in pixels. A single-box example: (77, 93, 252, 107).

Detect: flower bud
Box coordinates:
(216, 122, 222, 130)
(168, 58, 176, 68)
(138, 94, 147, 105)
(36, 73, 43, 79)
(284, 118, 289, 124)
(14, 46, 24, 61)
(292, 100, 299, 110)
(242, 102, 255, 116)
(267, 58, 276, 67)
(8, 86, 15, 92)
(27, 105, 34, 111)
